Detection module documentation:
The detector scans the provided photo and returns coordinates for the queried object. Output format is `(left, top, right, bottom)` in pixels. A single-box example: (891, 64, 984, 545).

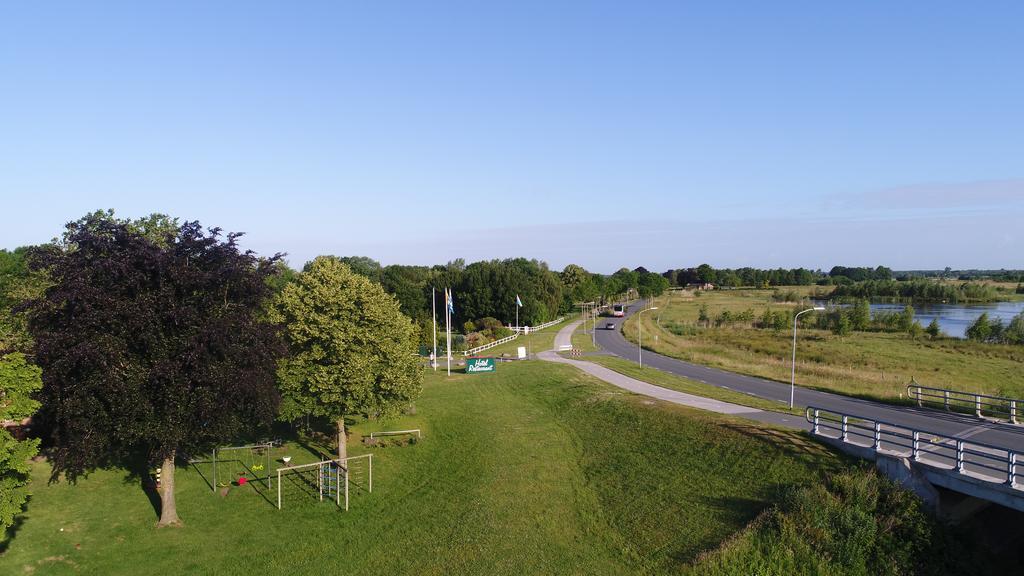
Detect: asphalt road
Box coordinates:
(593, 303, 1024, 455)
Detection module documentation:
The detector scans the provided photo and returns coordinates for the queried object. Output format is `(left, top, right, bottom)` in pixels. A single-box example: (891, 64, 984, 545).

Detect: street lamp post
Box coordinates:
(637, 305, 658, 368)
(790, 306, 826, 408)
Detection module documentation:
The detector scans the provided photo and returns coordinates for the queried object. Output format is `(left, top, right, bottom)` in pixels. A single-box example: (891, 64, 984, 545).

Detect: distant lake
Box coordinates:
(815, 300, 1024, 339)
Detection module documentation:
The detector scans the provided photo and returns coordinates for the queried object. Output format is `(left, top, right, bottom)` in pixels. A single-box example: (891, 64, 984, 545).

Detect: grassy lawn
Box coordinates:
(622, 290, 1024, 403)
(2, 361, 844, 575)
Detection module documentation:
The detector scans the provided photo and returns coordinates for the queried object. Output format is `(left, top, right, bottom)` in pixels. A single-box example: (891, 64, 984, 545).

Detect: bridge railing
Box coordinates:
(805, 406, 1020, 489)
(907, 384, 1020, 424)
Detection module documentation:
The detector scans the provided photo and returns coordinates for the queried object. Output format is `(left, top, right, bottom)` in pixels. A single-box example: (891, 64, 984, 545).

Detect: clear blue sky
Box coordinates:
(2, 1, 1022, 272)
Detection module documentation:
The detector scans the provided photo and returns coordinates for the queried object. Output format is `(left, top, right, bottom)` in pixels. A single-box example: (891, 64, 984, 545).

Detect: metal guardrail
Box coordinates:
(907, 384, 1020, 424)
(805, 406, 1020, 489)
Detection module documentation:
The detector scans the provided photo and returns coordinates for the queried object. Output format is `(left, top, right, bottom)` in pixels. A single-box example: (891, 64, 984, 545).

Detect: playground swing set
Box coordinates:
(197, 442, 374, 512)
(211, 442, 275, 491)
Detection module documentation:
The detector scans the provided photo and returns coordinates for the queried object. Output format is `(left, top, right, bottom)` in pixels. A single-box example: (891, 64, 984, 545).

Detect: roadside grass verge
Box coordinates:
(571, 321, 602, 352)
(581, 354, 801, 416)
(2, 362, 844, 575)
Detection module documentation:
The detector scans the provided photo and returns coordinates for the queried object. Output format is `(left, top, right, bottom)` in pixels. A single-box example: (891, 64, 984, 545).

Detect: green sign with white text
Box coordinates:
(465, 357, 496, 374)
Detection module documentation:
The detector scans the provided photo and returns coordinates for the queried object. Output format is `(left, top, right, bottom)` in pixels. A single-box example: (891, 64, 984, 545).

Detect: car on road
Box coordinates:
(605, 322, 616, 330)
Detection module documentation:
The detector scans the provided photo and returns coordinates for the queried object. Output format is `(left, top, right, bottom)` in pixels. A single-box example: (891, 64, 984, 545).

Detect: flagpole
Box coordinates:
(446, 288, 451, 376)
(432, 286, 437, 371)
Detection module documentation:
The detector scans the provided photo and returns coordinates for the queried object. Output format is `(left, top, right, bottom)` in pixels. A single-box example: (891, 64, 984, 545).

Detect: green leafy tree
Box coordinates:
(27, 216, 284, 527)
(966, 313, 992, 342)
(0, 247, 49, 354)
(695, 263, 717, 284)
(59, 209, 180, 248)
(317, 255, 382, 283)
(832, 312, 852, 336)
(925, 318, 942, 339)
(270, 256, 422, 462)
(698, 304, 710, 328)
(1004, 312, 1024, 345)
(0, 352, 42, 533)
(898, 304, 915, 333)
(638, 272, 670, 298)
(850, 299, 871, 332)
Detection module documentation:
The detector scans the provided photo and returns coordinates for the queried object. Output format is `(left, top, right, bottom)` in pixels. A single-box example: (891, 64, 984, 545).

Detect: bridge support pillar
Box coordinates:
(875, 453, 940, 513)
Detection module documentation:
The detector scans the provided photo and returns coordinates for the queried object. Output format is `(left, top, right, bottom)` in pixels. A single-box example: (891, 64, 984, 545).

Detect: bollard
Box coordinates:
(841, 415, 848, 442)
(956, 440, 965, 472)
(912, 431, 920, 461)
(1011, 401, 1017, 425)
(873, 422, 881, 451)
(1008, 452, 1017, 487)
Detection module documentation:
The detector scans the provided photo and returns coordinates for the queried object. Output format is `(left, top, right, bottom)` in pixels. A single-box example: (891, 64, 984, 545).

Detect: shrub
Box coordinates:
(771, 289, 800, 303)
(697, 304, 710, 327)
(966, 313, 992, 342)
(832, 312, 852, 336)
(689, 467, 981, 576)
(907, 321, 924, 340)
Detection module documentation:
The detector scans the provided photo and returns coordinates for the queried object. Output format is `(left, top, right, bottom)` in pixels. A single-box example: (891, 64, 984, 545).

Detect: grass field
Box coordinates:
(2, 362, 847, 575)
(622, 290, 1024, 402)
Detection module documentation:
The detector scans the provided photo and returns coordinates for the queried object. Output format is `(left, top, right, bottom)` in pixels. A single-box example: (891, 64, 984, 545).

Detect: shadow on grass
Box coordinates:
(276, 466, 346, 510)
(670, 494, 773, 566)
(0, 506, 28, 553)
(188, 458, 214, 491)
(718, 421, 842, 468)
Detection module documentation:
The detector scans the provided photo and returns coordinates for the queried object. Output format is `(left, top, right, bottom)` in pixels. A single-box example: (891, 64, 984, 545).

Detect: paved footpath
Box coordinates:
(537, 319, 810, 430)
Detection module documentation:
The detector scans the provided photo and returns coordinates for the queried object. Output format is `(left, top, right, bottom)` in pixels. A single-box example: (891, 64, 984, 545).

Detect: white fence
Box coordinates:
(463, 317, 566, 356)
(463, 332, 520, 356)
(511, 316, 566, 334)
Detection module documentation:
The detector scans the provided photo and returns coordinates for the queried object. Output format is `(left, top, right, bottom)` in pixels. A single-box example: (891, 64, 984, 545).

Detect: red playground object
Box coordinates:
(237, 476, 248, 486)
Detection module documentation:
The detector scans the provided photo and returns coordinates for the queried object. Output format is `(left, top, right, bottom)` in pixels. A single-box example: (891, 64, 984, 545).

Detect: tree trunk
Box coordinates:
(157, 451, 182, 527)
(337, 418, 347, 462)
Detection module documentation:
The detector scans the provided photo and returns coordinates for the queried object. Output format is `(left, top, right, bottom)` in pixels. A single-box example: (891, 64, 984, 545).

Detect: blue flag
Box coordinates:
(516, 294, 523, 307)
(447, 288, 455, 315)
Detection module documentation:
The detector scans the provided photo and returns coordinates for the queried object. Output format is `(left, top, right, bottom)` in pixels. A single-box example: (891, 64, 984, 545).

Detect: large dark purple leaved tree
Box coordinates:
(27, 214, 284, 527)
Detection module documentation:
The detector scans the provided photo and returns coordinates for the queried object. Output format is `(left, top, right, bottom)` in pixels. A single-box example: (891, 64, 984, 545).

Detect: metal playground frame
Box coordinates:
(211, 442, 275, 491)
(275, 454, 373, 511)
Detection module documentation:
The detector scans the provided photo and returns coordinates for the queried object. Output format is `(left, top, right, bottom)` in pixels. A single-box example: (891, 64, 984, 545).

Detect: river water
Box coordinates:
(866, 301, 1024, 338)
